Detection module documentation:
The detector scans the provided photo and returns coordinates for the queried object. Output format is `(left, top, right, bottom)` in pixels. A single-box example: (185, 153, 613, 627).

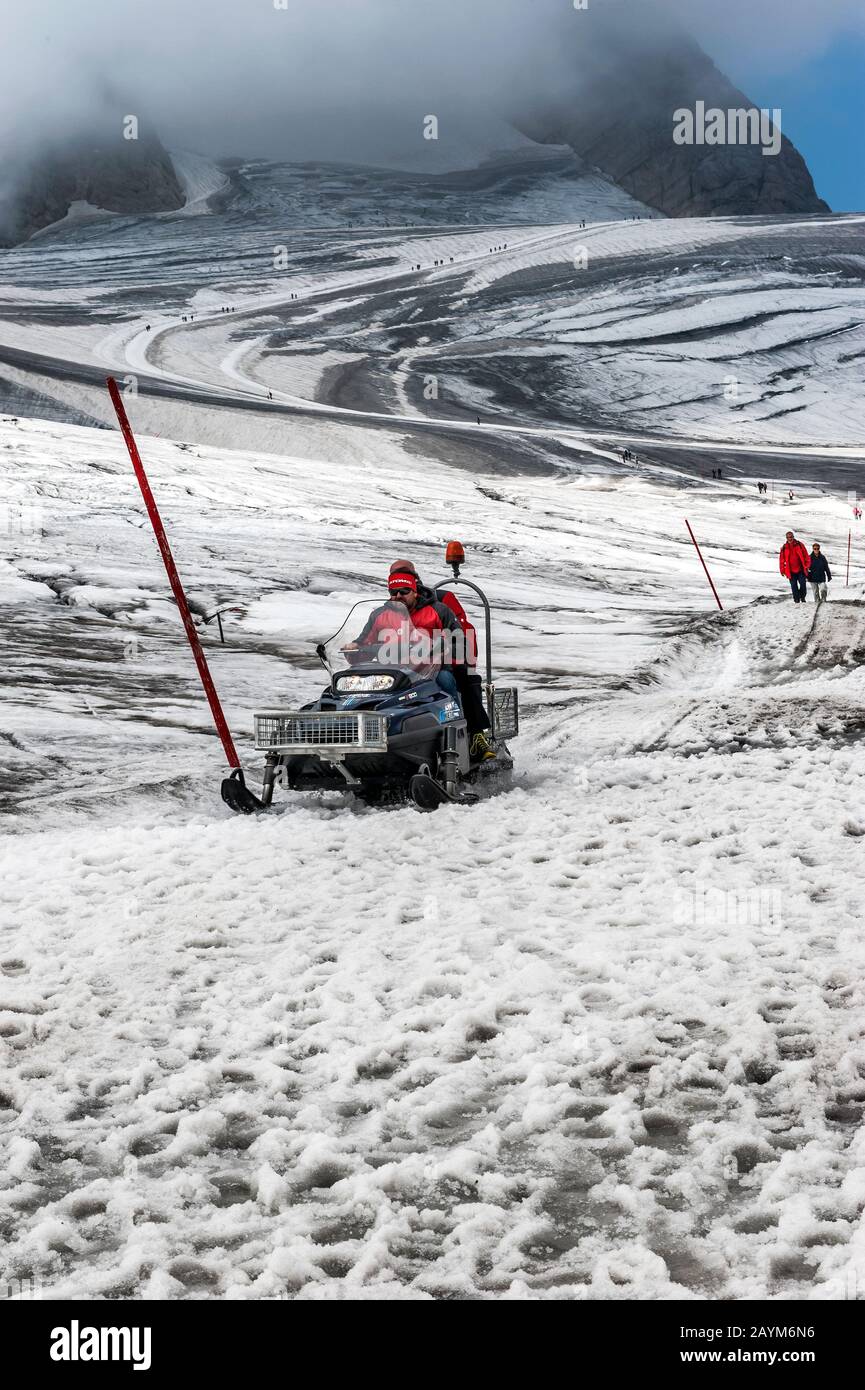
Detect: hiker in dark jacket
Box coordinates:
(807, 544, 832, 604)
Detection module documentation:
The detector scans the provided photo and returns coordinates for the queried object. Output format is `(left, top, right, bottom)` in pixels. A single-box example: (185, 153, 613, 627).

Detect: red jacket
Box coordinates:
(360, 598, 461, 665)
(438, 590, 478, 667)
(780, 540, 810, 578)
(365, 601, 444, 644)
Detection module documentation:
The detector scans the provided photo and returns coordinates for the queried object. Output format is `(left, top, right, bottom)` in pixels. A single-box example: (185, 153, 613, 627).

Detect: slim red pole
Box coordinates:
(106, 377, 242, 770)
(685, 519, 724, 611)
(847, 530, 851, 587)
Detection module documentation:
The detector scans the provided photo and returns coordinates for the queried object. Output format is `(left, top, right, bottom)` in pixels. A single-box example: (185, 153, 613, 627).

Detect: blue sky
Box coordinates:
(730, 32, 865, 211)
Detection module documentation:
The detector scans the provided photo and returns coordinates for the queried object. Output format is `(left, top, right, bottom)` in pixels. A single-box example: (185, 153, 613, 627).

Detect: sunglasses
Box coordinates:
(389, 588, 413, 597)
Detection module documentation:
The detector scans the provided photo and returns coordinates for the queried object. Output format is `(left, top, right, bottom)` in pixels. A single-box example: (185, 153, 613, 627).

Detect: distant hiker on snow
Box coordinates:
(780, 531, 811, 604)
(807, 544, 832, 604)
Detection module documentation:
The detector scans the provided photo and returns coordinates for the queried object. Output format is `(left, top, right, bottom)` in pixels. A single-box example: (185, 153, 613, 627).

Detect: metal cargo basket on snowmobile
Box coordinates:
(254, 711, 389, 754)
(491, 687, 519, 741)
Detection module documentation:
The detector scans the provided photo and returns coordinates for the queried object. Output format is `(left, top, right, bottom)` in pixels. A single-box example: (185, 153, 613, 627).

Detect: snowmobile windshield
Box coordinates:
(323, 599, 442, 685)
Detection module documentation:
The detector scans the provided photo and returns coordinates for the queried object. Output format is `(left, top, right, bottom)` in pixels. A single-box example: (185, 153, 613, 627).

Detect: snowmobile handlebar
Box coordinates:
(341, 644, 385, 667)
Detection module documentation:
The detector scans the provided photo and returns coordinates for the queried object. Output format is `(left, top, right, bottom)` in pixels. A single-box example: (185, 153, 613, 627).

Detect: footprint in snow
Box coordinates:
(0, 959, 28, 976)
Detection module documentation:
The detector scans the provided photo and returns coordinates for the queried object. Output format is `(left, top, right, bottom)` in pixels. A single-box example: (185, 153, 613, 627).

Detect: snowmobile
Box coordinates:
(222, 543, 519, 813)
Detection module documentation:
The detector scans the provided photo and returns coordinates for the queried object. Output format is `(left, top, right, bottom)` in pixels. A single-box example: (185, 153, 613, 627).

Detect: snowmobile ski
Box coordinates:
(409, 773, 479, 812)
(220, 769, 266, 815)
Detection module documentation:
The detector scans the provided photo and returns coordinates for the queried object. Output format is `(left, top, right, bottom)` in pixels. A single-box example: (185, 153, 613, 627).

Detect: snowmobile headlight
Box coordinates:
(334, 673, 396, 694)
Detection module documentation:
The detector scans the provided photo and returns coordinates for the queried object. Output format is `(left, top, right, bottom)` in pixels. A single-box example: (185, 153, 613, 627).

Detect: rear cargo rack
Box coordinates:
(491, 687, 519, 741)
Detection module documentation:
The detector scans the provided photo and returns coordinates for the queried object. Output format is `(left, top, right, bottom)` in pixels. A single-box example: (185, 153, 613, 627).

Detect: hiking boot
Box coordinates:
(470, 733, 496, 762)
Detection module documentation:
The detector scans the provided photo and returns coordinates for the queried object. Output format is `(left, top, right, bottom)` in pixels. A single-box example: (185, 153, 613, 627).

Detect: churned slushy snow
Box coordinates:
(2, 409, 865, 1300)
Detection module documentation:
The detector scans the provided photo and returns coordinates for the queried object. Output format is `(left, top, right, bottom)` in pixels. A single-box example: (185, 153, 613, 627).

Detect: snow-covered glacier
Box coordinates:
(1, 160, 864, 1301)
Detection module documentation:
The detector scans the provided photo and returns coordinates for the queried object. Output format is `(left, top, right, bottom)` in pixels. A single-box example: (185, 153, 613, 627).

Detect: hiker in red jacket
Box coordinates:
(780, 531, 811, 604)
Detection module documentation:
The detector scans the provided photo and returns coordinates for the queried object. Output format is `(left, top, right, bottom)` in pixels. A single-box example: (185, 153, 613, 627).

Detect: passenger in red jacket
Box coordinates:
(388, 560, 495, 761)
(780, 531, 811, 604)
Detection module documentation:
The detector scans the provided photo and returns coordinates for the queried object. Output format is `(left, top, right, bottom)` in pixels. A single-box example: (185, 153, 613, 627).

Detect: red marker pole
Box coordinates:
(685, 519, 724, 611)
(106, 377, 241, 771)
(847, 529, 852, 587)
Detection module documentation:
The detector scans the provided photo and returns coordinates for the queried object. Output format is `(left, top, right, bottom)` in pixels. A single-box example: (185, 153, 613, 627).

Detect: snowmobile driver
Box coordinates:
(345, 571, 463, 701)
